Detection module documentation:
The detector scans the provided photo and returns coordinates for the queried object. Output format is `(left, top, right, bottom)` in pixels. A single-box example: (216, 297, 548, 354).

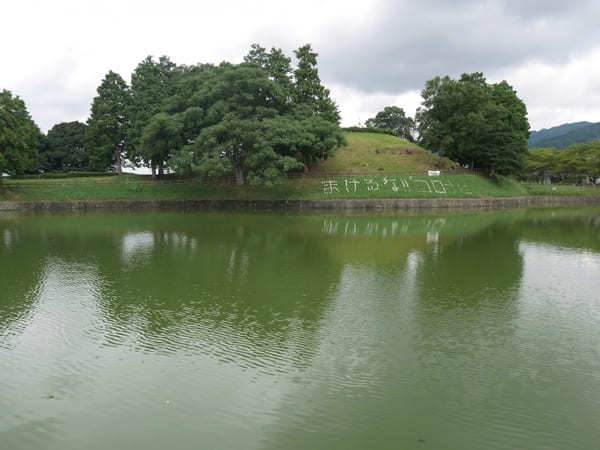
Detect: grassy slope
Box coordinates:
(312, 132, 461, 174)
(1, 133, 598, 202)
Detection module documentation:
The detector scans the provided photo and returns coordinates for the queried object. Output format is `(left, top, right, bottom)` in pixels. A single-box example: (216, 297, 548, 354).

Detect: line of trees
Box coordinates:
(523, 142, 600, 184)
(1, 44, 344, 186)
(363, 73, 531, 176)
(8, 58, 598, 183)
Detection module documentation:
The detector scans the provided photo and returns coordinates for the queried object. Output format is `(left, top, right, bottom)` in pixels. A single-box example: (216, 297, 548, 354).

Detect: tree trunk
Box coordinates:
(158, 165, 164, 178)
(151, 165, 157, 181)
(302, 154, 309, 174)
(114, 147, 122, 174)
(234, 165, 244, 186)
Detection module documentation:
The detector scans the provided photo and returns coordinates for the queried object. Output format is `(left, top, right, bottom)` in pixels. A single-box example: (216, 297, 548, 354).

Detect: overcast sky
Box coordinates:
(3, 0, 600, 133)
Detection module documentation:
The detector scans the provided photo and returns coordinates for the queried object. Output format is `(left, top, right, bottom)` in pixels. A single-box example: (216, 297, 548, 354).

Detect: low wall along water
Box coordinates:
(1, 196, 600, 212)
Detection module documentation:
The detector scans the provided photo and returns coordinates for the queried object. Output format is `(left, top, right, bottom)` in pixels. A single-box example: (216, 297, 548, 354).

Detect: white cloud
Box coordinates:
(328, 84, 421, 127)
(1, 0, 599, 133)
(492, 48, 600, 130)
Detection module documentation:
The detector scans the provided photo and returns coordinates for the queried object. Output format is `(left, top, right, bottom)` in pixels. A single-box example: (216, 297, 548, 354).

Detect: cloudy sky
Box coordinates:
(3, 0, 600, 133)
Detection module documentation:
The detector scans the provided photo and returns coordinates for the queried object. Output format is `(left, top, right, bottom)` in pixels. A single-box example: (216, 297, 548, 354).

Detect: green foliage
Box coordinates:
(416, 73, 530, 175)
(86, 71, 131, 172)
(13, 171, 117, 179)
(365, 106, 415, 142)
(139, 112, 182, 176)
(523, 141, 600, 183)
(8, 45, 342, 185)
(293, 44, 340, 123)
(342, 126, 396, 135)
(0, 90, 41, 177)
(163, 45, 343, 185)
(175, 63, 296, 185)
(129, 56, 178, 171)
(244, 44, 294, 96)
(40, 121, 88, 171)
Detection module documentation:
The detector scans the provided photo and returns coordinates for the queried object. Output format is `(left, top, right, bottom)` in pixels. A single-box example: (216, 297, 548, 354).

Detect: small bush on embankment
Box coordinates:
(342, 126, 396, 136)
(13, 171, 119, 180)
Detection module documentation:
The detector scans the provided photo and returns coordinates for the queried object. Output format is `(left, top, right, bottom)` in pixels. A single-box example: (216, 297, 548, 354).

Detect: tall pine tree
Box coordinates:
(86, 71, 131, 172)
(293, 44, 340, 124)
(129, 56, 178, 178)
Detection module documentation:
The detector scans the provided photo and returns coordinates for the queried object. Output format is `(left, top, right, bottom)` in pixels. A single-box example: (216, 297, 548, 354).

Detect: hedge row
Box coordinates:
(13, 171, 119, 179)
(341, 126, 397, 136)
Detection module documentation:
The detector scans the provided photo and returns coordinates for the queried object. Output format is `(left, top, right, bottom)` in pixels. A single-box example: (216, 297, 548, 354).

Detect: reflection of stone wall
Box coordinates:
(2, 196, 600, 212)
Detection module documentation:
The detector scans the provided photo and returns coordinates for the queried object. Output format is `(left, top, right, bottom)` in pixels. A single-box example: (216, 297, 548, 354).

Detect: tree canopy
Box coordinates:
(39, 121, 88, 172)
(416, 73, 530, 175)
(169, 63, 302, 185)
(524, 142, 600, 183)
(293, 44, 340, 124)
(0, 90, 40, 180)
(365, 106, 415, 142)
(165, 45, 344, 185)
(86, 71, 131, 173)
(129, 55, 178, 176)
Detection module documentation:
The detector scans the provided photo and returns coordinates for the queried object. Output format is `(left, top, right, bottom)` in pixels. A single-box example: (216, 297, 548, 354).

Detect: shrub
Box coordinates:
(13, 171, 118, 179)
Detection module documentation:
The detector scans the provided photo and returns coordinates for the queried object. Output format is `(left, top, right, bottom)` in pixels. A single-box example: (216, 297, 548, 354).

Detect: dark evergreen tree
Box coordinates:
(86, 71, 131, 172)
(293, 44, 340, 124)
(40, 121, 88, 171)
(129, 55, 178, 177)
(416, 73, 530, 175)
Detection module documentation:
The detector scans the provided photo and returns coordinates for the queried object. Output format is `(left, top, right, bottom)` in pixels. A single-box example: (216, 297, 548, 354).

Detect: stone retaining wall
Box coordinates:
(1, 196, 600, 212)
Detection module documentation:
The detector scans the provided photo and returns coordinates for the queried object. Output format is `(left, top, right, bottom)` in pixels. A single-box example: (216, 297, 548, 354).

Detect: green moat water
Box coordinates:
(1, 208, 600, 449)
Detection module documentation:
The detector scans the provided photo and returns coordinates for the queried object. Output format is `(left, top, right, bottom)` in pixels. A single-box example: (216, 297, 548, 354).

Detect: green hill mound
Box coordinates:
(311, 132, 462, 175)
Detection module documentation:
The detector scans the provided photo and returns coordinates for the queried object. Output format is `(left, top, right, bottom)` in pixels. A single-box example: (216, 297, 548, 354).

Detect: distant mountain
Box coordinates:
(529, 121, 600, 149)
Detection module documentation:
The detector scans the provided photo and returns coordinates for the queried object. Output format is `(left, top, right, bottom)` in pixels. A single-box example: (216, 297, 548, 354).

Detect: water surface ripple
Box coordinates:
(1, 209, 600, 449)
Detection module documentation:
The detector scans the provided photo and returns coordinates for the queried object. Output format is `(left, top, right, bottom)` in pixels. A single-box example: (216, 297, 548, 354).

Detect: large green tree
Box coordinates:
(365, 106, 415, 142)
(0, 90, 40, 188)
(416, 73, 530, 175)
(86, 71, 131, 173)
(167, 47, 344, 184)
(171, 63, 301, 185)
(293, 44, 340, 124)
(129, 56, 178, 177)
(39, 121, 88, 171)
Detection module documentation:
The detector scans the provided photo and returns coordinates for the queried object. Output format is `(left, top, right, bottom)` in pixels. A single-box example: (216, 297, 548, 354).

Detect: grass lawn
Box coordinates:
(0, 174, 545, 202)
(1, 132, 599, 203)
(521, 183, 600, 196)
(312, 132, 462, 174)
